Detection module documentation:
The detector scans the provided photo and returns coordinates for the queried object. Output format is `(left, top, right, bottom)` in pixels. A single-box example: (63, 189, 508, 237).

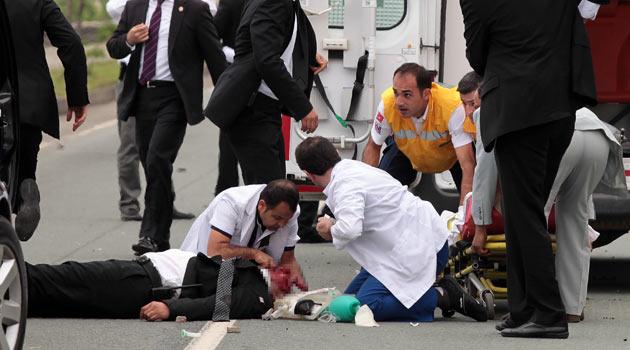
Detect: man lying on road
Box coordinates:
(27, 249, 290, 321)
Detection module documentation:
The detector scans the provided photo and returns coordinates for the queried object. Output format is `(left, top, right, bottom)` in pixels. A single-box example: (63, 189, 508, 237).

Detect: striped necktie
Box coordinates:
(139, 0, 165, 85)
(212, 258, 236, 321)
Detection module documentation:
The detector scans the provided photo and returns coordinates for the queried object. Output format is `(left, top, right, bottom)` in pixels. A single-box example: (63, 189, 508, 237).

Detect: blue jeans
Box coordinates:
(344, 242, 449, 322)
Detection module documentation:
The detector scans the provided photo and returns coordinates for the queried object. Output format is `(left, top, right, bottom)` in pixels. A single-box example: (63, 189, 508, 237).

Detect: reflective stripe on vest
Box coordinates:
(382, 82, 461, 173)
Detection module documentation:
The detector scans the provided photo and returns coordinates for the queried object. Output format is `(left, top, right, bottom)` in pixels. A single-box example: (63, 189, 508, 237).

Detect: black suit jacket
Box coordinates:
(461, 0, 597, 151)
(214, 0, 247, 48)
(107, 0, 227, 125)
(6, 0, 89, 139)
(205, 0, 316, 129)
(163, 253, 272, 320)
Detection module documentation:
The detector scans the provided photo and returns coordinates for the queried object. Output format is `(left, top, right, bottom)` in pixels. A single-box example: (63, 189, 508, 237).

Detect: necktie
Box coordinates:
(212, 258, 235, 321)
(139, 0, 165, 85)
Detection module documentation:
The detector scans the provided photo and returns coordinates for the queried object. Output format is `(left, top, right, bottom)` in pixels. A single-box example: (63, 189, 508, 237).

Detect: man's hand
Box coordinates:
(472, 225, 490, 255)
(140, 301, 170, 321)
(66, 105, 88, 132)
(316, 216, 334, 241)
(254, 250, 276, 269)
(300, 109, 318, 133)
(126, 23, 149, 45)
(310, 53, 328, 75)
(283, 262, 308, 292)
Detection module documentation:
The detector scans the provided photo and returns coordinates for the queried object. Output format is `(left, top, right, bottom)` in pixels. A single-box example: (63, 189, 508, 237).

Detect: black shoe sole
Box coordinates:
(15, 179, 41, 241)
(501, 330, 569, 339)
(131, 243, 157, 255)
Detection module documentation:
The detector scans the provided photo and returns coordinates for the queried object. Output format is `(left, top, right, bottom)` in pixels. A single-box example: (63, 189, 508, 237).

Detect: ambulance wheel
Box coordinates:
(482, 291, 495, 320)
(0, 216, 27, 350)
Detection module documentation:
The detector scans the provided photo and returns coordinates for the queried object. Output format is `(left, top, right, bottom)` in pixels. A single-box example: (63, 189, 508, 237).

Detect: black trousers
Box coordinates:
(215, 129, 240, 195)
(27, 260, 155, 318)
(378, 137, 463, 193)
(18, 123, 42, 183)
(227, 93, 285, 185)
(494, 116, 574, 326)
(15, 123, 43, 211)
(134, 84, 187, 246)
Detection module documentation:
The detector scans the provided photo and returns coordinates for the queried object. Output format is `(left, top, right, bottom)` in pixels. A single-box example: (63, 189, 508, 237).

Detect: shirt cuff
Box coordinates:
(125, 40, 135, 50)
(211, 225, 232, 238)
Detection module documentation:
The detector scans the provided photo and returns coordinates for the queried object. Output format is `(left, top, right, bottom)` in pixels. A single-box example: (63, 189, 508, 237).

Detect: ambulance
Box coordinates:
(285, 0, 630, 245)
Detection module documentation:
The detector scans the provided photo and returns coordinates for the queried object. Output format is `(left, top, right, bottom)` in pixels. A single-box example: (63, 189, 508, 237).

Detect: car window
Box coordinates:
(328, 0, 406, 30)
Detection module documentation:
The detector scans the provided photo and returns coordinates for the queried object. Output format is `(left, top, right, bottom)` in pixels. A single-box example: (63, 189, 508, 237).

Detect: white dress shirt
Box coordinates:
(144, 249, 196, 297)
(180, 185, 300, 264)
(257, 13, 298, 99)
(107, 0, 217, 74)
(371, 101, 472, 148)
(323, 159, 449, 308)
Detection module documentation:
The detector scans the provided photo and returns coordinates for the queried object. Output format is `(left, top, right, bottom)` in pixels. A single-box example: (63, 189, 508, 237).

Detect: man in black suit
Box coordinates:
(461, 0, 598, 339)
(206, 0, 326, 185)
(6, 0, 89, 242)
(27, 250, 274, 320)
(212, 0, 247, 195)
(107, 0, 227, 255)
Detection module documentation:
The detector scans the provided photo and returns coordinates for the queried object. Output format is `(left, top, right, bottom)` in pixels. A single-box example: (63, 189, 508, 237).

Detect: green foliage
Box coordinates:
(85, 46, 105, 58)
(55, 0, 110, 22)
(97, 22, 117, 42)
(51, 60, 119, 98)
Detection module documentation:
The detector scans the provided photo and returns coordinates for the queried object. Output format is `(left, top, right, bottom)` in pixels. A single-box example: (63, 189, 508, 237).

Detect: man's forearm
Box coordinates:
(362, 142, 381, 167)
(211, 243, 259, 260)
(459, 168, 474, 204)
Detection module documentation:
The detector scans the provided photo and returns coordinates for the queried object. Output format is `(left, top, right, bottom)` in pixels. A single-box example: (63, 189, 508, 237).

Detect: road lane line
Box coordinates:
(40, 119, 117, 149)
(184, 320, 235, 350)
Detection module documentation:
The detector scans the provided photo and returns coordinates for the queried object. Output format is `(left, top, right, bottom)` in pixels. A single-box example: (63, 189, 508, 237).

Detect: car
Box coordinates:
(0, 0, 28, 347)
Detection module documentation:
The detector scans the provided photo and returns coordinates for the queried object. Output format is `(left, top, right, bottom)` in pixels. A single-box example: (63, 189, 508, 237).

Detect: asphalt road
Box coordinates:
(20, 99, 630, 350)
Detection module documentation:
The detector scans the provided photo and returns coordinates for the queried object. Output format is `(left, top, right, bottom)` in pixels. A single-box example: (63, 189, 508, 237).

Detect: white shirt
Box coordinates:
(324, 160, 449, 308)
(144, 249, 196, 298)
(180, 185, 300, 264)
(106, 0, 217, 67)
(578, 0, 600, 20)
(137, 0, 175, 81)
(257, 13, 298, 100)
(371, 101, 472, 148)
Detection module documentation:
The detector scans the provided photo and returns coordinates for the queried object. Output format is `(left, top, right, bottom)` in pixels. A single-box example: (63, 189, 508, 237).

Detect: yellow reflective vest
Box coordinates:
(382, 82, 461, 173)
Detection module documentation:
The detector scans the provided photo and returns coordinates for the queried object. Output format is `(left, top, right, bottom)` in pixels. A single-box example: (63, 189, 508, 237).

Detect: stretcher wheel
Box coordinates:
(482, 291, 495, 320)
(441, 309, 455, 318)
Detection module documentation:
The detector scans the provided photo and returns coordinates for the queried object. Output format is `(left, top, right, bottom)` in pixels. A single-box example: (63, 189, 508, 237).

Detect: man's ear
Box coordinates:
(422, 88, 431, 101)
(258, 199, 267, 213)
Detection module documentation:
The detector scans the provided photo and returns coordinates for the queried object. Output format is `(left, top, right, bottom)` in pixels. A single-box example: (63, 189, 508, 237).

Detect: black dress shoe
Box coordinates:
(495, 315, 525, 331)
(172, 208, 195, 220)
(437, 276, 488, 322)
(121, 210, 142, 221)
(132, 237, 159, 255)
(501, 322, 569, 339)
(15, 179, 41, 241)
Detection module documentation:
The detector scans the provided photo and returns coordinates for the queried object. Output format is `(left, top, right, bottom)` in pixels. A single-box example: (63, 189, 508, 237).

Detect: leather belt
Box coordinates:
(135, 255, 163, 295)
(139, 80, 176, 88)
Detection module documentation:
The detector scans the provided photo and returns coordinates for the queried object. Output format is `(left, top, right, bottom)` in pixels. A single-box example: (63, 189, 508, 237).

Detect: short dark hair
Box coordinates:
(457, 71, 482, 95)
(260, 179, 299, 213)
(393, 63, 438, 90)
(295, 136, 341, 176)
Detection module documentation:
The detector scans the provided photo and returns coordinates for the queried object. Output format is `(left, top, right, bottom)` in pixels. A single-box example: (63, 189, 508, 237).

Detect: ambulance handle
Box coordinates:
(293, 123, 371, 144)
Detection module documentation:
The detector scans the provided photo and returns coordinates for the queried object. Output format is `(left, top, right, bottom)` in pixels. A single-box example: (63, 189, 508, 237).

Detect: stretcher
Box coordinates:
(442, 193, 557, 320)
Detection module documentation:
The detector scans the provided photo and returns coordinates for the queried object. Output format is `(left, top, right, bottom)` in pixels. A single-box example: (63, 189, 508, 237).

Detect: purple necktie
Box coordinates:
(139, 0, 165, 85)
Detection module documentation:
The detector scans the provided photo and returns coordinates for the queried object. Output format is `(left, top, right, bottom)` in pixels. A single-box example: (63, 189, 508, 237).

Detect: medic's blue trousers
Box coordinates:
(344, 242, 449, 322)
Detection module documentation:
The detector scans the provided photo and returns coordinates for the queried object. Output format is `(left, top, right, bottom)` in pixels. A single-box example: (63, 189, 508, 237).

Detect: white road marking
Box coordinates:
(184, 320, 235, 350)
(40, 119, 117, 149)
